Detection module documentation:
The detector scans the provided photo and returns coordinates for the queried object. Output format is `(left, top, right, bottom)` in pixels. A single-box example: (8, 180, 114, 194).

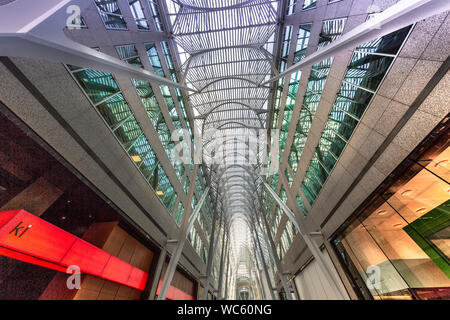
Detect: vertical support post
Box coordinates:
(157, 186, 210, 300)
(263, 182, 345, 299)
(254, 211, 294, 300)
(148, 246, 167, 300)
(223, 250, 230, 300)
(252, 246, 267, 300)
(217, 229, 228, 299)
(202, 201, 220, 300)
(251, 228, 277, 300)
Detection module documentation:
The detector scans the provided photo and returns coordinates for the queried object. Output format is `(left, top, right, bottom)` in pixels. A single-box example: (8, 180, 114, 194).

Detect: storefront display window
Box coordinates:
(334, 127, 450, 300)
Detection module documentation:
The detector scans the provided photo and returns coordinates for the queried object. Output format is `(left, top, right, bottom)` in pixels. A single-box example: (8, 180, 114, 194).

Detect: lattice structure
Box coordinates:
(168, 0, 279, 273)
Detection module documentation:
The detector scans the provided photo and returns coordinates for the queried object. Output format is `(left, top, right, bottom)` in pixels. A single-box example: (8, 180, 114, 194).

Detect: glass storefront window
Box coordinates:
(335, 131, 450, 300)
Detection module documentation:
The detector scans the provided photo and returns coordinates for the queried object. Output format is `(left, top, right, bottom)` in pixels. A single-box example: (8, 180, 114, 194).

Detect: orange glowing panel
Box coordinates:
(0, 210, 148, 291)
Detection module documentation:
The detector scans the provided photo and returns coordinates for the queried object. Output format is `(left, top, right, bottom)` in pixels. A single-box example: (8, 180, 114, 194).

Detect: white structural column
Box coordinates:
(147, 246, 168, 300)
(253, 210, 295, 300)
(253, 251, 267, 300)
(251, 226, 277, 300)
(203, 213, 223, 300)
(223, 250, 231, 299)
(157, 186, 211, 300)
(217, 228, 228, 299)
(263, 182, 345, 299)
(251, 236, 269, 300)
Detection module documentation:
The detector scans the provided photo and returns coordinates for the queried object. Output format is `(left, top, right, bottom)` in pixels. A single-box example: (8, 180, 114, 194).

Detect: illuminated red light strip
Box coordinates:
(0, 210, 148, 290)
(156, 281, 195, 300)
(0, 245, 68, 273)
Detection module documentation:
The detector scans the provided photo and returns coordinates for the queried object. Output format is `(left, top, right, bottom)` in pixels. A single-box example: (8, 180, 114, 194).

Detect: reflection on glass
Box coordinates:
(94, 0, 127, 30)
(129, 0, 149, 30)
(300, 26, 411, 205)
(336, 143, 450, 300)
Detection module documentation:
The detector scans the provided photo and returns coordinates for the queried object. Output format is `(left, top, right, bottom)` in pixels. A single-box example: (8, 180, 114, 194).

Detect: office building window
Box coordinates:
(128, 0, 150, 30)
(302, 0, 317, 10)
(148, 0, 164, 31)
(94, 0, 127, 30)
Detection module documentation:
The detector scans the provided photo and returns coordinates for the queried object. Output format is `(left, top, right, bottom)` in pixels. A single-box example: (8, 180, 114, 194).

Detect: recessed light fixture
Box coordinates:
(132, 155, 141, 162)
(393, 223, 403, 228)
(61, 216, 66, 220)
(416, 207, 427, 214)
(434, 159, 448, 167)
(377, 209, 387, 216)
(401, 190, 413, 196)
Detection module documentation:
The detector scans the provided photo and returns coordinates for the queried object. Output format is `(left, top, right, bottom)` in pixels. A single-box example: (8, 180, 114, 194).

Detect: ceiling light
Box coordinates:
(415, 207, 427, 214)
(132, 155, 141, 162)
(61, 216, 66, 220)
(0, 185, 6, 192)
(434, 159, 448, 167)
(393, 223, 403, 228)
(377, 209, 387, 216)
(400, 190, 413, 196)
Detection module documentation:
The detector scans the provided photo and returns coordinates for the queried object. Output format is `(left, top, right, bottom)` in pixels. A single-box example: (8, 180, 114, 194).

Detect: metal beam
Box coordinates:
(216, 228, 228, 299)
(251, 229, 277, 300)
(202, 197, 220, 300)
(157, 186, 211, 300)
(223, 250, 231, 299)
(147, 246, 167, 300)
(253, 210, 294, 300)
(263, 181, 345, 299)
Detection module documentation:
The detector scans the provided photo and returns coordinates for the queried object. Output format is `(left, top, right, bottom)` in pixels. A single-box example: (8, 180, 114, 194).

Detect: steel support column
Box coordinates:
(223, 250, 230, 300)
(148, 246, 167, 300)
(157, 186, 211, 300)
(217, 229, 228, 299)
(252, 242, 268, 300)
(263, 182, 345, 299)
(202, 203, 221, 300)
(254, 211, 294, 300)
(251, 228, 277, 300)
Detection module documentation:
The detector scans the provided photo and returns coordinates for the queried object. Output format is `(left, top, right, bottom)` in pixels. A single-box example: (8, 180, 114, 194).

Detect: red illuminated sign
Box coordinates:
(0, 210, 148, 291)
(156, 281, 195, 300)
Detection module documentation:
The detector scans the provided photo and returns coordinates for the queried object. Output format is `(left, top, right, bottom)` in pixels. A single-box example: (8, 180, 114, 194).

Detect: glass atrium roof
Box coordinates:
(166, 0, 279, 273)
